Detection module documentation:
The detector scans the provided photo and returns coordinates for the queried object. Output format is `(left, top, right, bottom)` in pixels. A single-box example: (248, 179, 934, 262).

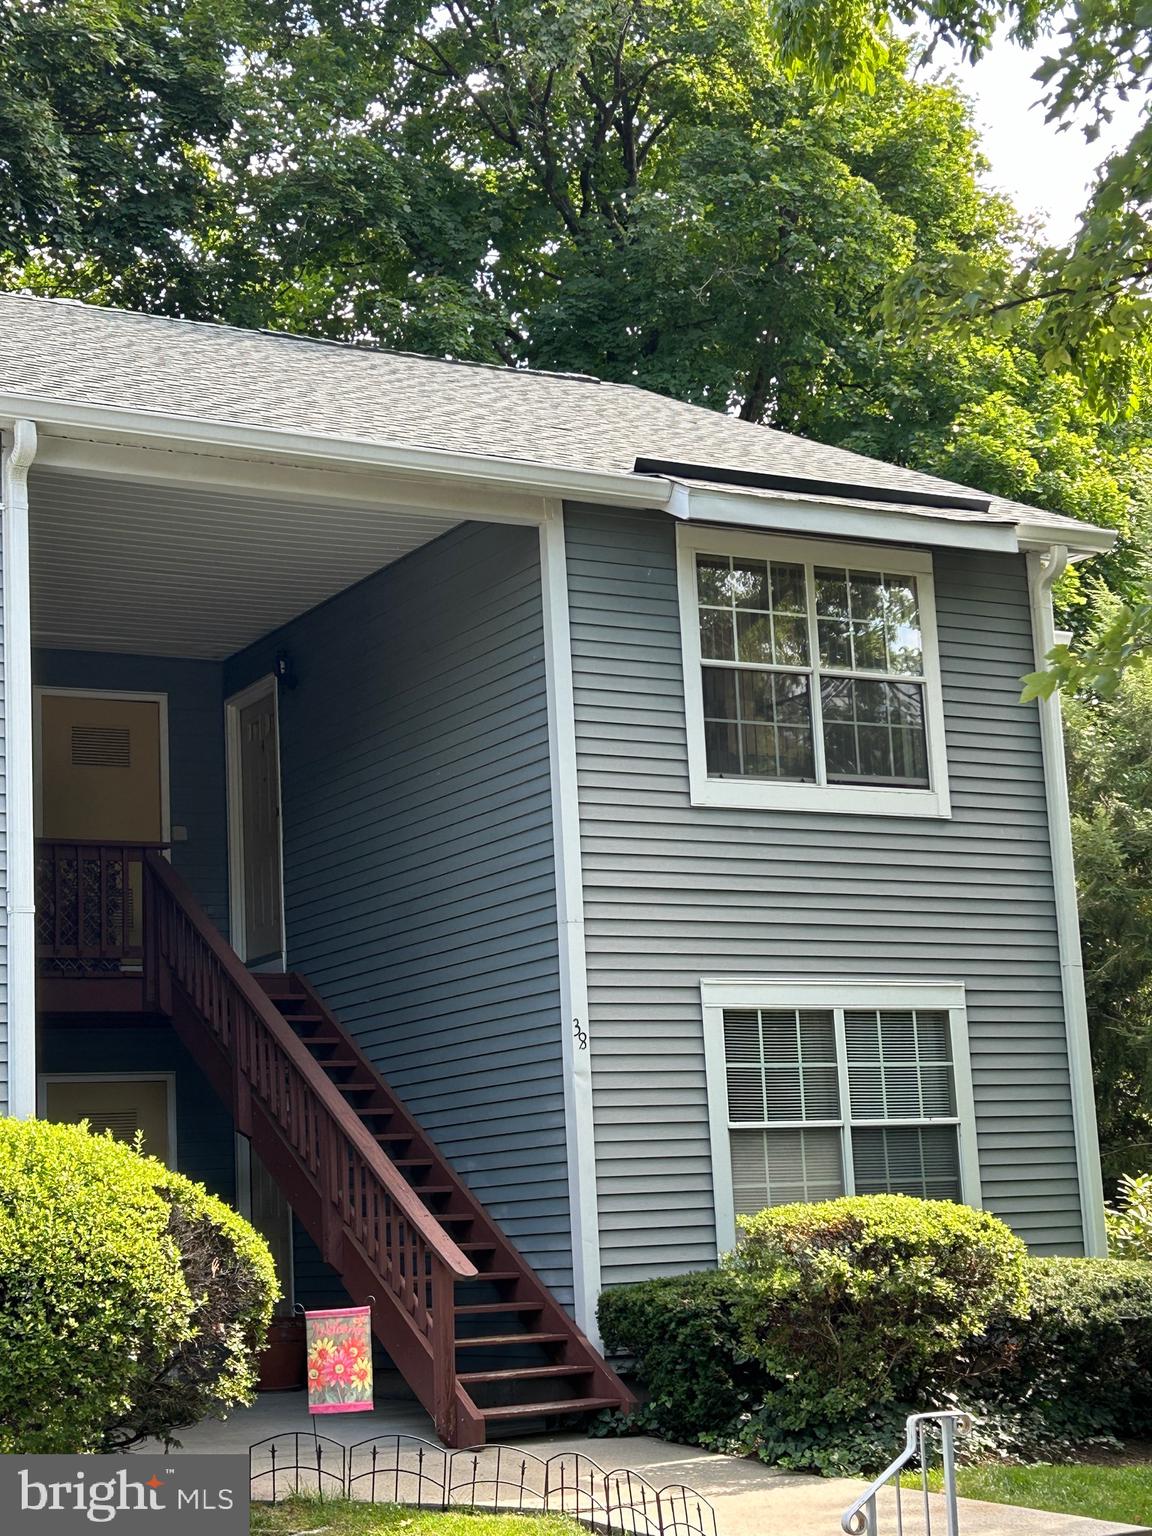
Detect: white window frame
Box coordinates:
(701, 977, 981, 1254)
(676, 525, 951, 817)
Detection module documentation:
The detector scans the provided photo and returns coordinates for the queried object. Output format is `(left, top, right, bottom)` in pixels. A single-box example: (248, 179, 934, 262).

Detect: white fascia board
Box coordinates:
(33, 429, 551, 528)
(1017, 525, 1116, 557)
(669, 481, 1020, 553)
(671, 481, 1115, 560)
(0, 391, 673, 512)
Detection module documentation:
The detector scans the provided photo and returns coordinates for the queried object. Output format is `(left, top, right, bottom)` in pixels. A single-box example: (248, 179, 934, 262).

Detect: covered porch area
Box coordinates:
(19, 427, 619, 1445)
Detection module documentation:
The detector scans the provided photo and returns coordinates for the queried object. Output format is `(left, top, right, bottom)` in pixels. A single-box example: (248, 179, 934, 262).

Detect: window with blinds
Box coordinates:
(721, 1003, 963, 1217)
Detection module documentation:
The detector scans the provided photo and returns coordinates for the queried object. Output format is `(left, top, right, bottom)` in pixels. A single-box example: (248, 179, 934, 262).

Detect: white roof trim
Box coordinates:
(667, 480, 1021, 553)
(0, 391, 674, 510)
(0, 389, 1114, 557)
(669, 480, 1114, 557)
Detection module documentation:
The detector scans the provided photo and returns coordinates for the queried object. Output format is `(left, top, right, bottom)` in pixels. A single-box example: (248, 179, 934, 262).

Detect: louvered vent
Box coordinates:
(90, 1109, 143, 1145)
(71, 725, 131, 768)
(844, 1009, 955, 1120)
(851, 1124, 961, 1200)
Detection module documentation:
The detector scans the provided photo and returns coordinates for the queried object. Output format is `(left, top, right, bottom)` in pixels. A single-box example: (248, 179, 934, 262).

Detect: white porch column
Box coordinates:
(2, 419, 38, 1118)
(539, 502, 603, 1340)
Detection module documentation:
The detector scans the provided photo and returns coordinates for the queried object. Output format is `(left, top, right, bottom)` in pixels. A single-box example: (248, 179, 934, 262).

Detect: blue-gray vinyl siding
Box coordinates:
(31, 651, 229, 931)
(565, 502, 1083, 1285)
(226, 521, 573, 1306)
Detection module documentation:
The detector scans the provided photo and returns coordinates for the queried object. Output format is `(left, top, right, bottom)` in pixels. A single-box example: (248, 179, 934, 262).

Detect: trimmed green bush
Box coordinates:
(980, 1256, 1152, 1442)
(729, 1196, 1029, 1425)
(598, 1270, 754, 1443)
(0, 1117, 278, 1452)
(102, 1169, 281, 1449)
(597, 1198, 1152, 1474)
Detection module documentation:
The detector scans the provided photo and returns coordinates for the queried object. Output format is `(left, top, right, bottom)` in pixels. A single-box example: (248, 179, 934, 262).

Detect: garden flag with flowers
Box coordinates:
(305, 1305, 374, 1414)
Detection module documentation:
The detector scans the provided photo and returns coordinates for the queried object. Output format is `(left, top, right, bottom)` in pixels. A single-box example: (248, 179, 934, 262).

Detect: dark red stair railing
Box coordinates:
(141, 851, 479, 1444)
(129, 849, 631, 1446)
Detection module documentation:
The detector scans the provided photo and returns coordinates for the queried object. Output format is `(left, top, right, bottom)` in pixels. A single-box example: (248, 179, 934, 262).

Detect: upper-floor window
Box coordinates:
(676, 527, 950, 816)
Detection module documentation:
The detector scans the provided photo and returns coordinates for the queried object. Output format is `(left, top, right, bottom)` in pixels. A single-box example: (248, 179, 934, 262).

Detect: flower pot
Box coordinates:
(258, 1317, 306, 1392)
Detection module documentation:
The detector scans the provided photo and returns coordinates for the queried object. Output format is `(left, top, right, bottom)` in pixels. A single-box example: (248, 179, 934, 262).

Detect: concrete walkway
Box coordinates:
(162, 1385, 1148, 1536)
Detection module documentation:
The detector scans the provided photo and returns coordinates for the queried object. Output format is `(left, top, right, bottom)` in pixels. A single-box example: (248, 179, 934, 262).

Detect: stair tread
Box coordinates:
(458, 1271, 519, 1284)
(454, 1332, 567, 1349)
(458, 1242, 496, 1253)
(455, 1301, 544, 1316)
(459, 1365, 594, 1384)
(478, 1397, 621, 1419)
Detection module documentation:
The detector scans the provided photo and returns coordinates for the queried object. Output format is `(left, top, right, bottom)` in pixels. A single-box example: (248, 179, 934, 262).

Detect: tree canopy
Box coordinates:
(769, 0, 1152, 421)
(1066, 652, 1152, 1183)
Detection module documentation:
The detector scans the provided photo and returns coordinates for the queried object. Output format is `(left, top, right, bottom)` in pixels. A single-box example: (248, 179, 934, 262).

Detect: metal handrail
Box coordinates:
(841, 1411, 973, 1536)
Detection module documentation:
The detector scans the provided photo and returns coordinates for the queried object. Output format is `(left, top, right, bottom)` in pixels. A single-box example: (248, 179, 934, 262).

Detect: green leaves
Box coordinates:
(1060, 657, 1152, 1182)
(0, 1117, 276, 1453)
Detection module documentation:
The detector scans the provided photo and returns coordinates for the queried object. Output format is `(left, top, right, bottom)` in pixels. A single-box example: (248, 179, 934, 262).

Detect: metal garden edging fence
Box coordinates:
(250, 1432, 719, 1536)
(841, 1411, 973, 1536)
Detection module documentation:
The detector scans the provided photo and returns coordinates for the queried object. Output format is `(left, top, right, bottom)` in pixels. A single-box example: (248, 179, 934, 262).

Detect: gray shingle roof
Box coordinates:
(0, 293, 1109, 545)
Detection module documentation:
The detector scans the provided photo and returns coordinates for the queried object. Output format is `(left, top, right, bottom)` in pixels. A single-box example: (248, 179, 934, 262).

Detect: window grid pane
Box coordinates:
(815, 567, 924, 677)
(722, 1001, 964, 1219)
(722, 1008, 840, 1124)
(703, 668, 815, 782)
(731, 1127, 845, 1213)
(851, 1125, 962, 1201)
(695, 548, 932, 791)
(844, 1009, 956, 1120)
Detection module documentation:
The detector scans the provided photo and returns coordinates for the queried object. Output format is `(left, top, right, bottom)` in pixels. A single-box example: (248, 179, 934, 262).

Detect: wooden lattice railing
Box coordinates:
(141, 850, 478, 1443)
(36, 839, 164, 972)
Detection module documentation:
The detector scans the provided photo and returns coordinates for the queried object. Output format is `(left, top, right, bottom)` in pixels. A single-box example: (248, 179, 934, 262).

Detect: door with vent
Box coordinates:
(37, 692, 166, 952)
(41, 1077, 172, 1164)
(38, 693, 165, 843)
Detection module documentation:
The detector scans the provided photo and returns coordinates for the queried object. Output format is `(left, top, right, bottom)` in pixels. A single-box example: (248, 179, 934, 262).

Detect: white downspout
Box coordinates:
(1026, 544, 1108, 1255)
(2, 419, 38, 1119)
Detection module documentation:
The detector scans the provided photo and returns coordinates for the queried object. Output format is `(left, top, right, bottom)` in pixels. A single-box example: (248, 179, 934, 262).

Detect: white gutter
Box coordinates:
(0, 392, 673, 511)
(1, 419, 38, 1118)
(1027, 545, 1108, 1255)
(0, 391, 1113, 557)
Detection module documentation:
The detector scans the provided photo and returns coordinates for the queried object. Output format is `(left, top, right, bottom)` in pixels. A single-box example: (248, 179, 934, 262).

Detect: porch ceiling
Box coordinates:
(28, 467, 462, 658)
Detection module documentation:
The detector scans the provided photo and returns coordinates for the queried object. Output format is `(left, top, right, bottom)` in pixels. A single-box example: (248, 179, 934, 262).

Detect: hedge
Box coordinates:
(982, 1256, 1152, 1442)
(598, 1196, 1152, 1474)
(0, 1117, 278, 1452)
(730, 1196, 1028, 1425)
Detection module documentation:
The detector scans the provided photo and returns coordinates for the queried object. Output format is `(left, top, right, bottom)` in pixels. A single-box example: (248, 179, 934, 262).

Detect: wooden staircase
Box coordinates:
(141, 851, 632, 1447)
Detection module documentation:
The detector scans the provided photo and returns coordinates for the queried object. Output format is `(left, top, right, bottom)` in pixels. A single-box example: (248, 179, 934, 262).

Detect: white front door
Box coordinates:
(227, 679, 284, 966)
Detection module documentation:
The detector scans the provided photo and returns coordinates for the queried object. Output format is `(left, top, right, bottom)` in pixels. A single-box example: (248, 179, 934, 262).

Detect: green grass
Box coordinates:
(251, 1495, 584, 1535)
(902, 1462, 1152, 1526)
